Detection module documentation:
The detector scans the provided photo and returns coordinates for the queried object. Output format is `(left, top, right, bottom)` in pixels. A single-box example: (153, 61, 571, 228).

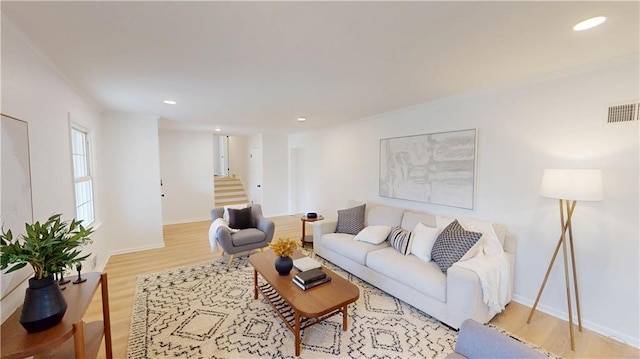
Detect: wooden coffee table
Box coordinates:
(249, 251, 359, 356)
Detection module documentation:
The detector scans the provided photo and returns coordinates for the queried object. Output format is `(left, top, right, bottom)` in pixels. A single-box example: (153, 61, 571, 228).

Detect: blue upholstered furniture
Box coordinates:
(447, 319, 547, 358)
(210, 204, 275, 266)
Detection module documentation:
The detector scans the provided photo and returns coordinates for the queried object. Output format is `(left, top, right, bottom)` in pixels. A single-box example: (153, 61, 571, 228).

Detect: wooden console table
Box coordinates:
(1, 272, 113, 359)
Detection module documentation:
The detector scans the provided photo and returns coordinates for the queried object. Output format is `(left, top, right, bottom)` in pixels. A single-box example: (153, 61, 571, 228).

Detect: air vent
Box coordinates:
(607, 103, 638, 123)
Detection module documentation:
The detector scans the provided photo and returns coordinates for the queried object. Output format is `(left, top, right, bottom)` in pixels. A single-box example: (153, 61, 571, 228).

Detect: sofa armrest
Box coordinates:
(503, 233, 517, 255)
(313, 220, 337, 240)
(446, 265, 488, 328)
(453, 319, 546, 358)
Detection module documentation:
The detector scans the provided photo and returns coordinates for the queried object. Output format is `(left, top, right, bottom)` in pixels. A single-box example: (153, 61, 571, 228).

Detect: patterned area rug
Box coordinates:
(127, 253, 554, 358)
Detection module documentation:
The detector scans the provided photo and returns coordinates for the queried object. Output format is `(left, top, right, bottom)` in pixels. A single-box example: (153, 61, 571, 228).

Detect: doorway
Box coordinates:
(249, 147, 263, 204)
(213, 135, 229, 177)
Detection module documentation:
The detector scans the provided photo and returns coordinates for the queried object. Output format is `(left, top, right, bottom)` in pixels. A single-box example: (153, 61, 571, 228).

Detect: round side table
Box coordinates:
(300, 214, 324, 248)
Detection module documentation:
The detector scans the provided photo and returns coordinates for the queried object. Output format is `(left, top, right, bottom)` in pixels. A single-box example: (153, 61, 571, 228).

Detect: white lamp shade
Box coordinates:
(540, 169, 603, 201)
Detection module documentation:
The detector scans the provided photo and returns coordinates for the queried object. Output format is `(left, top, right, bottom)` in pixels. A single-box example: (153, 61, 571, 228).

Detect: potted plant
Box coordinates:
(1, 213, 93, 332)
(268, 237, 298, 275)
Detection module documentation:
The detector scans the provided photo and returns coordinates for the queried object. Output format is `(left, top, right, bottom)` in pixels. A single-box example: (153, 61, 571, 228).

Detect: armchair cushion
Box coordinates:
(223, 203, 249, 221)
(229, 207, 252, 229)
(232, 228, 267, 246)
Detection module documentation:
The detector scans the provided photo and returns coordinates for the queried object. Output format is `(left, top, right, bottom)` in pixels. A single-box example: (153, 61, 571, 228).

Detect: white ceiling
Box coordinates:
(2, 1, 638, 135)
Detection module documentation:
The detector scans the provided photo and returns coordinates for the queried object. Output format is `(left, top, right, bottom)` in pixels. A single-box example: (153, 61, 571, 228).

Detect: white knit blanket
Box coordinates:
(208, 218, 238, 252)
(451, 221, 510, 317)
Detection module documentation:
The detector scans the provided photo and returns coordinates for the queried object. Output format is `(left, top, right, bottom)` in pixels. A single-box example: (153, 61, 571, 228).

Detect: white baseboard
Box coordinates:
(512, 294, 640, 348)
(265, 212, 293, 218)
(162, 217, 210, 226)
(96, 253, 110, 273)
(109, 243, 165, 256)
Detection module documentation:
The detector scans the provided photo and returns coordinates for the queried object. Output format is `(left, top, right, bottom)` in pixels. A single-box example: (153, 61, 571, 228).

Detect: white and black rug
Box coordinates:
(127, 254, 551, 358)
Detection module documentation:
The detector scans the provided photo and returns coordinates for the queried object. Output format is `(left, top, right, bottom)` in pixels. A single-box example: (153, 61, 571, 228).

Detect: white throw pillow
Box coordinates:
(409, 223, 441, 262)
(353, 225, 392, 244)
(223, 203, 249, 221)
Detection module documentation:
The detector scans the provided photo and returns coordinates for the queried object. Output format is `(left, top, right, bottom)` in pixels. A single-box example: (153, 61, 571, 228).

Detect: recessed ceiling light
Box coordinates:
(163, 100, 177, 105)
(214, 128, 222, 132)
(297, 117, 307, 122)
(573, 16, 606, 31)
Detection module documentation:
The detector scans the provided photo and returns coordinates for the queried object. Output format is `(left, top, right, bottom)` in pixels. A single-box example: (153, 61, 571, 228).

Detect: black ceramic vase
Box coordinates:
(275, 256, 293, 276)
(19, 276, 68, 333)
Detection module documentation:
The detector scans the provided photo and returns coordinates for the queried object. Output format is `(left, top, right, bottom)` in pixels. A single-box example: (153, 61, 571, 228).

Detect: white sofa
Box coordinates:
(313, 202, 515, 329)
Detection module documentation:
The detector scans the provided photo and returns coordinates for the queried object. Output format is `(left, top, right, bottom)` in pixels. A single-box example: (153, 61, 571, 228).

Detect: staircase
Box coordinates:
(214, 177, 250, 207)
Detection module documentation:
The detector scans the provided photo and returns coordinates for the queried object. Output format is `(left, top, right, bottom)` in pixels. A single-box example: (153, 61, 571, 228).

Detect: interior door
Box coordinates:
(219, 135, 229, 177)
(249, 147, 263, 204)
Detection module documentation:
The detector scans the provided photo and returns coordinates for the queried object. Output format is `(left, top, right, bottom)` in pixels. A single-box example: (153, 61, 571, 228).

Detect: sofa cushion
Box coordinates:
(231, 228, 266, 246)
(320, 232, 389, 265)
(366, 205, 405, 227)
(228, 207, 252, 229)
(437, 215, 506, 247)
(401, 211, 437, 231)
(409, 223, 441, 262)
(431, 220, 482, 273)
(388, 226, 412, 255)
(366, 247, 447, 302)
(336, 204, 366, 235)
(354, 225, 392, 244)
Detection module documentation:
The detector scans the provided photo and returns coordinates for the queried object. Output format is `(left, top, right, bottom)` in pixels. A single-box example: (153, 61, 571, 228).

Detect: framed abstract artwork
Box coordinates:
(1, 114, 34, 298)
(379, 129, 477, 209)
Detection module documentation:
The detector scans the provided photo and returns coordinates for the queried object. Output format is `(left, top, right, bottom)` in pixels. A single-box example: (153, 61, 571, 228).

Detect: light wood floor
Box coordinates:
(85, 215, 639, 358)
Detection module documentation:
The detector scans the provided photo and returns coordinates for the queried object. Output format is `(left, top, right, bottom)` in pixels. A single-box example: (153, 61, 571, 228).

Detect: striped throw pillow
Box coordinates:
(388, 226, 412, 255)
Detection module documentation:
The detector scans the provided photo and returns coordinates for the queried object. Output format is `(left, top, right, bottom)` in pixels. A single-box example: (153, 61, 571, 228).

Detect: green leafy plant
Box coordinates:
(1, 214, 94, 280)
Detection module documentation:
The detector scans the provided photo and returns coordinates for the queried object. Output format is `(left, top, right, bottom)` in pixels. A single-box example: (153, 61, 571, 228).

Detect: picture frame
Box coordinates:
(1, 114, 34, 299)
(379, 129, 477, 209)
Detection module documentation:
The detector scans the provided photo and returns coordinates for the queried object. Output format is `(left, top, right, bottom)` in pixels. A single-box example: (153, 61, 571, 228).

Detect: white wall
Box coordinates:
(159, 129, 214, 224)
(262, 133, 289, 216)
(228, 135, 249, 185)
(212, 135, 221, 177)
(247, 134, 263, 205)
(100, 113, 164, 254)
(1, 23, 109, 320)
(289, 56, 640, 346)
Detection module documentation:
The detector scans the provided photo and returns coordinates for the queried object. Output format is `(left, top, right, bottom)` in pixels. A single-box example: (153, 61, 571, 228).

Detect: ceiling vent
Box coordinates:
(607, 103, 638, 123)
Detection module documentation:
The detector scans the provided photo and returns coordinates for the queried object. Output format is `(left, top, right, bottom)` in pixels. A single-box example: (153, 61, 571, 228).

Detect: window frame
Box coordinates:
(70, 124, 95, 226)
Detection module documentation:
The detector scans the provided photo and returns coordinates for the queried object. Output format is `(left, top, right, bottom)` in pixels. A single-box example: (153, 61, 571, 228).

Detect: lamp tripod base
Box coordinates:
(527, 199, 582, 351)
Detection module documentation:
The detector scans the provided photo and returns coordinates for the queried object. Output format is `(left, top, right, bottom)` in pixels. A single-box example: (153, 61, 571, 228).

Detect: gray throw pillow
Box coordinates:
(431, 220, 482, 273)
(388, 226, 412, 255)
(336, 204, 366, 235)
(228, 207, 252, 230)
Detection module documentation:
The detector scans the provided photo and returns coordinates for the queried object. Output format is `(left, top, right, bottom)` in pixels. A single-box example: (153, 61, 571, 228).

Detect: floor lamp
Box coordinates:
(527, 169, 603, 351)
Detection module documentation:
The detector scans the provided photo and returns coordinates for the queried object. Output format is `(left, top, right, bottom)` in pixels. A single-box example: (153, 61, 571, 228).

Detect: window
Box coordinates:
(71, 127, 95, 225)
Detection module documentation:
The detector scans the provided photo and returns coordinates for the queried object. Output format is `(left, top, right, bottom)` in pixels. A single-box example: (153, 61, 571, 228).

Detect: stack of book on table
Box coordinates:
(293, 268, 331, 290)
(293, 257, 322, 272)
